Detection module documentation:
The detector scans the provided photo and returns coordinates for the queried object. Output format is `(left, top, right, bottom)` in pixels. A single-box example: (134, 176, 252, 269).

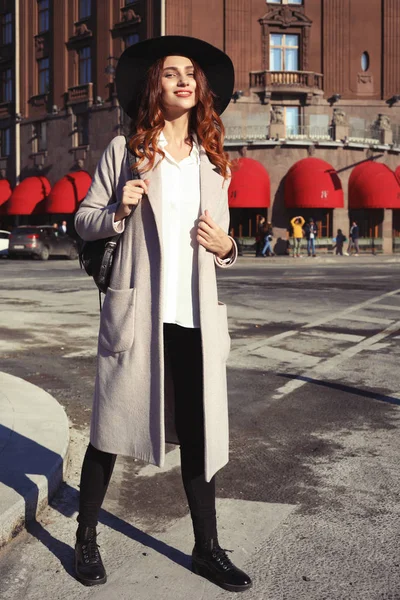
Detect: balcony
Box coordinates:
(66, 83, 93, 106)
(0, 101, 12, 119)
(250, 70, 324, 102)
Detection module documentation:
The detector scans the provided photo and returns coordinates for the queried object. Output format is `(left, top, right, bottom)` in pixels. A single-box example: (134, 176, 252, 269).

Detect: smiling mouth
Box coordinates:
(174, 91, 193, 97)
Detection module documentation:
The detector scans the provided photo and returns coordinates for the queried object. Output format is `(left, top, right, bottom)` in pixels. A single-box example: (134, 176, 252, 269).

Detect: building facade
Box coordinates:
(0, 0, 160, 217)
(1, 0, 400, 251)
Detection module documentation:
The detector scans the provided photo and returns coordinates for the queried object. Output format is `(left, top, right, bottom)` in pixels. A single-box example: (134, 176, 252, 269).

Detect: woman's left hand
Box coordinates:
(197, 210, 233, 259)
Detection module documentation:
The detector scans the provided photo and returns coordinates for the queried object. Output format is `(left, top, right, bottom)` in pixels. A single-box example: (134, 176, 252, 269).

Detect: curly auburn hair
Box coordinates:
(128, 57, 232, 179)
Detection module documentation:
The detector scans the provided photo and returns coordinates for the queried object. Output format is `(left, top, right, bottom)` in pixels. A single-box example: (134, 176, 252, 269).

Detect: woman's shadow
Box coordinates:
(0, 424, 191, 579)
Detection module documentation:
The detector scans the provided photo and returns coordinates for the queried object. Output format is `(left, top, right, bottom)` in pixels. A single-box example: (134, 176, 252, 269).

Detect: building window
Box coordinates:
(38, 57, 50, 94)
(32, 121, 47, 152)
(124, 33, 139, 48)
(38, 0, 49, 33)
(0, 68, 12, 102)
(0, 127, 11, 156)
(1, 13, 12, 45)
(78, 47, 91, 84)
(74, 113, 89, 146)
(79, 0, 91, 19)
(361, 52, 370, 72)
(285, 107, 299, 136)
(270, 34, 299, 71)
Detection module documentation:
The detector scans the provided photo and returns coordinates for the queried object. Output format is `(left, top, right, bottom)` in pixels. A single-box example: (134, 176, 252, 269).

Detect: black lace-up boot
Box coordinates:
(192, 538, 252, 592)
(75, 526, 107, 586)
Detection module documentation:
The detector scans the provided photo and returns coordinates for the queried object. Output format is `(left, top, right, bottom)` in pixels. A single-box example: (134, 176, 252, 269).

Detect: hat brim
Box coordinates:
(115, 36, 235, 120)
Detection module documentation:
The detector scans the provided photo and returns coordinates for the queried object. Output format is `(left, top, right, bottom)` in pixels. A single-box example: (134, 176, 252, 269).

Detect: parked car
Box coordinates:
(0, 229, 10, 257)
(8, 225, 79, 260)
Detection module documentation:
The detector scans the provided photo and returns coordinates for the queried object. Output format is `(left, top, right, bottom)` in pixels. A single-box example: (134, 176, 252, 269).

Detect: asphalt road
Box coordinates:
(0, 255, 400, 599)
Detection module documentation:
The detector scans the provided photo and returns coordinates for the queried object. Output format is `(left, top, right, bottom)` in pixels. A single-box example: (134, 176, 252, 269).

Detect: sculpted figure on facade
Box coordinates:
(376, 114, 391, 131)
(332, 108, 347, 126)
(270, 106, 284, 125)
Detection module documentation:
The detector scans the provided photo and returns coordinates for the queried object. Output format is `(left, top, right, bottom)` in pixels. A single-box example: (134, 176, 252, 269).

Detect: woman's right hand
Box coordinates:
(114, 179, 149, 222)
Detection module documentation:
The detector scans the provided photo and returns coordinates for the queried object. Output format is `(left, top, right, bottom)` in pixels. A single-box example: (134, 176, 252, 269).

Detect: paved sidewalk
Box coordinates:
(238, 253, 400, 264)
(0, 371, 69, 547)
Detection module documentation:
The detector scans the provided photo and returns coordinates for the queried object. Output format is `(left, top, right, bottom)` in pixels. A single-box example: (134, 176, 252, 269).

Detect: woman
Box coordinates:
(261, 221, 275, 257)
(74, 36, 252, 593)
(290, 215, 305, 258)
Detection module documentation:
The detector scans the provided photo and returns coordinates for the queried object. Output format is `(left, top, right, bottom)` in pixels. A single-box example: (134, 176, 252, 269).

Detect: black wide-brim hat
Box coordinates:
(115, 35, 235, 120)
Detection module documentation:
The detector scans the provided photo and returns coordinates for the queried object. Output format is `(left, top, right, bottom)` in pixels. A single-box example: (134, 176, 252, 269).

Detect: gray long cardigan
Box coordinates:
(75, 135, 237, 482)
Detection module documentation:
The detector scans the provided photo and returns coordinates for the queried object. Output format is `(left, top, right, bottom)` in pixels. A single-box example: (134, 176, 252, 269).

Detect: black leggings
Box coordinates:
(78, 323, 217, 544)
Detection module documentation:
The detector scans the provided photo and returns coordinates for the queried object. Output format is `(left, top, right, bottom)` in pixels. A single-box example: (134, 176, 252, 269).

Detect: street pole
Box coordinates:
(15, 0, 21, 187)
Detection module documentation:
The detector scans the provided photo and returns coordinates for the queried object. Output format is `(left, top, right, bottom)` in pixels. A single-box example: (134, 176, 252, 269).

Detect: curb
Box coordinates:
(0, 372, 70, 548)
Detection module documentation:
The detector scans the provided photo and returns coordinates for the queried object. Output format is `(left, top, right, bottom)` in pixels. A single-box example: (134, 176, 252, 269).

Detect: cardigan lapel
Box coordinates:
(200, 150, 224, 218)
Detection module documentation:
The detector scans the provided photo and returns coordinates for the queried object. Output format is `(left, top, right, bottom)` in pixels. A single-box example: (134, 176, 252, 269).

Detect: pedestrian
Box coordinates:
(60, 220, 67, 234)
(345, 221, 360, 256)
(304, 218, 317, 257)
(290, 215, 305, 257)
(261, 221, 275, 256)
(52, 222, 59, 236)
(332, 228, 347, 255)
(74, 36, 251, 593)
(255, 215, 266, 256)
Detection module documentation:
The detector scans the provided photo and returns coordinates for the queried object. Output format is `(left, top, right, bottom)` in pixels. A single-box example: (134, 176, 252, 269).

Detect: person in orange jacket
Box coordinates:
(290, 215, 305, 257)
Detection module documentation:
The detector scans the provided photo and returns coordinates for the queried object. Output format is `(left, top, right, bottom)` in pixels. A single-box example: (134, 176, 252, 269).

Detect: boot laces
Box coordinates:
(81, 533, 101, 564)
(211, 546, 234, 571)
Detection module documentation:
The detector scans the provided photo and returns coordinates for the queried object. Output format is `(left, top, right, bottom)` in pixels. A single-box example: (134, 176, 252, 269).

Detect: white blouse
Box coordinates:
(159, 131, 201, 328)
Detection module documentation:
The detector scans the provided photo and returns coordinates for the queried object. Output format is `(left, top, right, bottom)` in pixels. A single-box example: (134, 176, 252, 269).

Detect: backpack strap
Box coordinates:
(125, 135, 140, 181)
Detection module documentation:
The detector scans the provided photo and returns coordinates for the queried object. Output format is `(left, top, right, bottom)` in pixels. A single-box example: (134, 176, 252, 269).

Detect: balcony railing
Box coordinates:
(0, 101, 12, 119)
(348, 124, 380, 145)
(66, 83, 93, 106)
(250, 70, 324, 94)
(391, 125, 400, 148)
(225, 125, 269, 141)
(285, 125, 333, 141)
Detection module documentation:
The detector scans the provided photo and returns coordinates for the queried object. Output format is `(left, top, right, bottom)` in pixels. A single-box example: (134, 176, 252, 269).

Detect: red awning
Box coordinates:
(6, 176, 51, 215)
(284, 158, 344, 209)
(45, 170, 92, 213)
(228, 158, 270, 208)
(349, 162, 400, 209)
(0, 179, 12, 214)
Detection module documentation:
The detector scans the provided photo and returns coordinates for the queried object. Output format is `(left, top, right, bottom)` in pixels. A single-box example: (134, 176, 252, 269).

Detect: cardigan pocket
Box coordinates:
(99, 287, 136, 353)
(217, 302, 231, 362)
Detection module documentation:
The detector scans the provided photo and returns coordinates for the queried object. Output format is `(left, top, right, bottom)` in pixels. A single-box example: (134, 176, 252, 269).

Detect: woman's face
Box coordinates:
(161, 55, 197, 115)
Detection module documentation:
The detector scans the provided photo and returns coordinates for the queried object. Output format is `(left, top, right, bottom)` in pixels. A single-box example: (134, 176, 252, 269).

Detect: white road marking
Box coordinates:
(300, 330, 365, 343)
(371, 303, 400, 311)
(232, 289, 400, 363)
(251, 345, 322, 368)
(302, 288, 400, 329)
(361, 342, 391, 351)
(339, 314, 394, 325)
(230, 330, 297, 355)
(273, 320, 400, 400)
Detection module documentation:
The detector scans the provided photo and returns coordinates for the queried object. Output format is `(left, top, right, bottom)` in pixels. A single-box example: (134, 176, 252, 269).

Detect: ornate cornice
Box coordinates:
(259, 6, 312, 29)
(111, 7, 142, 39)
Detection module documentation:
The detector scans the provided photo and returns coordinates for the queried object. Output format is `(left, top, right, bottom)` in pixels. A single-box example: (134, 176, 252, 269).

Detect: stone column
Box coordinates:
(333, 208, 349, 242)
(382, 209, 393, 254)
(269, 123, 285, 140)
